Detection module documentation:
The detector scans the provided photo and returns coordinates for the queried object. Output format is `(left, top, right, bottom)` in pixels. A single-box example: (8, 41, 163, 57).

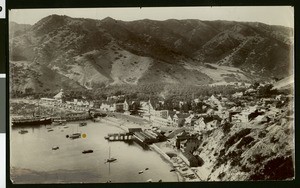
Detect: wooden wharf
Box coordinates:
(106, 133, 133, 141)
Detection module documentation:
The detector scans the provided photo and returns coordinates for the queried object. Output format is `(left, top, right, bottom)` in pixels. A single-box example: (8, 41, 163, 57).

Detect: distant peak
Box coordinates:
(39, 14, 70, 22)
(101, 17, 119, 24)
(103, 17, 115, 21)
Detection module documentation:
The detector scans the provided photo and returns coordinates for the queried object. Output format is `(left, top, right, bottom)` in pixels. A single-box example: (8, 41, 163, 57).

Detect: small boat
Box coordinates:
(170, 169, 176, 172)
(138, 170, 144, 174)
(104, 136, 109, 140)
(18, 130, 28, 134)
(146, 179, 152, 182)
(82, 150, 93, 154)
(158, 179, 162, 182)
(69, 133, 81, 139)
(145, 168, 149, 170)
(53, 119, 67, 125)
(47, 129, 54, 132)
(52, 146, 59, 150)
(79, 122, 87, 127)
(105, 147, 117, 163)
(63, 126, 69, 129)
(69, 135, 80, 139)
(181, 167, 188, 171)
(106, 158, 117, 163)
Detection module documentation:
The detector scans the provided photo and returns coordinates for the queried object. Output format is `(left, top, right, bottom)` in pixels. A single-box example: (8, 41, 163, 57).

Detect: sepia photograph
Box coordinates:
(9, 6, 294, 183)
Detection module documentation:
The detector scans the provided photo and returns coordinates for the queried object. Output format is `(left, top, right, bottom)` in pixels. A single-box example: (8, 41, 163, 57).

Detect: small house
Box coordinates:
(173, 113, 190, 127)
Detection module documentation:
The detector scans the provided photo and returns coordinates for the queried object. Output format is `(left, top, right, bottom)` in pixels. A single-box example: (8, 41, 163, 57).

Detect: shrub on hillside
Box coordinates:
(224, 128, 251, 150)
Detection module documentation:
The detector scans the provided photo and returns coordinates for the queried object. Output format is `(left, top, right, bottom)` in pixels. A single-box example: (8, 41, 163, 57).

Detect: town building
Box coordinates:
(40, 89, 64, 104)
(173, 113, 190, 127)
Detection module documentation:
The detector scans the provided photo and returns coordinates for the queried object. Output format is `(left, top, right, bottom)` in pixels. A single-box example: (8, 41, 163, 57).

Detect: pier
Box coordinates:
(105, 129, 161, 146)
(106, 133, 133, 141)
(133, 131, 158, 144)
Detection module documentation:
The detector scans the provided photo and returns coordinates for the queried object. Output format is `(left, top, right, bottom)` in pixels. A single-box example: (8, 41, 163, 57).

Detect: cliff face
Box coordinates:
(196, 104, 294, 181)
(9, 15, 293, 93)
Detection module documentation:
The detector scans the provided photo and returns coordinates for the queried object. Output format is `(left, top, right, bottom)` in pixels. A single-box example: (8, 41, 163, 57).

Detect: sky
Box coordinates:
(9, 6, 294, 28)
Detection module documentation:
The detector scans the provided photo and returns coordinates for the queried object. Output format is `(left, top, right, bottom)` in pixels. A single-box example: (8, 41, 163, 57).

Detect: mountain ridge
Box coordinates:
(9, 15, 294, 93)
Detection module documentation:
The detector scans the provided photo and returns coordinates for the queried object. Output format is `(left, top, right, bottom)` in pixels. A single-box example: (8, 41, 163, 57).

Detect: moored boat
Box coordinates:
(53, 119, 67, 125)
(52, 146, 59, 150)
(12, 117, 52, 126)
(105, 147, 117, 163)
(138, 170, 144, 174)
(69, 133, 81, 139)
(106, 158, 117, 163)
(18, 129, 28, 134)
(82, 150, 93, 154)
(79, 122, 87, 127)
(12, 100, 52, 127)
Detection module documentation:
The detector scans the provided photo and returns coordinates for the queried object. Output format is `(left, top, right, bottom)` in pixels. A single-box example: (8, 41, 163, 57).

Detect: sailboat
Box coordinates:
(68, 123, 81, 139)
(105, 147, 117, 163)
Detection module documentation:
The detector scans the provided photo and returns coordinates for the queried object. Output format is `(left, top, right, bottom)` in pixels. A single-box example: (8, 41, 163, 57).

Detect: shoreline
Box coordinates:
(11, 110, 187, 182)
(102, 116, 185, 182)
(149, 144, 184, 182)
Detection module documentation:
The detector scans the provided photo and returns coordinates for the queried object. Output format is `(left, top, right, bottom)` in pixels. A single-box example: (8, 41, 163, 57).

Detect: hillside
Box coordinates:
(197, 103, 294, 181)
(273, 74, 294, 91)
(9, 21, 31, 39)
(9, 15, 294, 93)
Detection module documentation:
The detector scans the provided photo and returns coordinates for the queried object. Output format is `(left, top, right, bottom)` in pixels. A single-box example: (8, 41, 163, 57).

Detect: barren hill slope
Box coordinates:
(9, 15, 293, 93)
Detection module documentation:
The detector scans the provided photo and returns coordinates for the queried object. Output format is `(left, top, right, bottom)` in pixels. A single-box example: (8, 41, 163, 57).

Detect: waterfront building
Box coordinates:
(40, 89, 64, 104)
(115, 99, 129, 112)
(100, 102, 112, 111)
(180, 152, 199, 167)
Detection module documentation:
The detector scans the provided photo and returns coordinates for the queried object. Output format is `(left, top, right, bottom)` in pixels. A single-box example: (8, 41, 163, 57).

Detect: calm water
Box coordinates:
(10, 120, 178, 183)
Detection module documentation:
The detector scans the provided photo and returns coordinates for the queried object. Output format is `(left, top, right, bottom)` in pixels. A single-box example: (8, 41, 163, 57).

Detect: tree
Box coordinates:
(258, 84, 277, 97)
(115, 90, 123, 96)
(25, 88, 34, 94)
(251, 82, 260, 89)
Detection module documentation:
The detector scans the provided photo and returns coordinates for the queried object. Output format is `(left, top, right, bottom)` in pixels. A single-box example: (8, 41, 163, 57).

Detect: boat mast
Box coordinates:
(109, 146, 111, 159)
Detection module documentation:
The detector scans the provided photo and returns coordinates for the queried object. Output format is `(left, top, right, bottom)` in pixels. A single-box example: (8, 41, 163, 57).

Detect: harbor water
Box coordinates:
(10, 120, 178, 183)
